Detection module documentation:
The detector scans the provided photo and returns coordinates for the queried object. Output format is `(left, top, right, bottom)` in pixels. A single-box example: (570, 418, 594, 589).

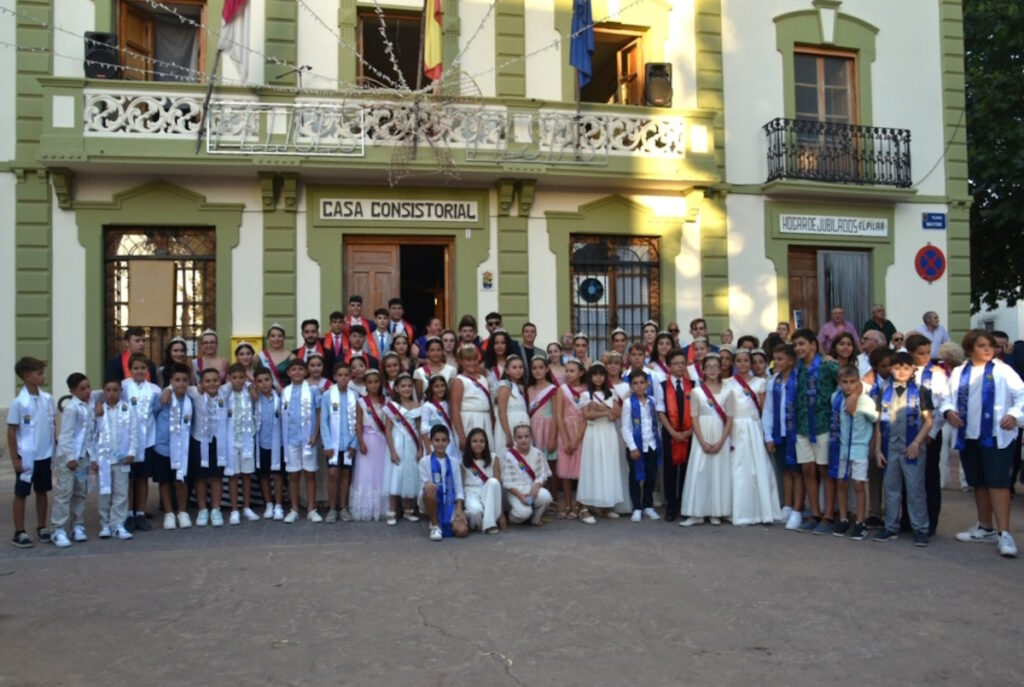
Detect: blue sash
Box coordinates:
(869, 373, 888, 402)
(880, 381, 921, 464)
(430, 452, 456, 537)
(797, 355, 822, 442)
(955, 361, 996, 450)
(625, 369, 655, 399)
(772, 373, 798, 466)
(629, 394, 661, 482)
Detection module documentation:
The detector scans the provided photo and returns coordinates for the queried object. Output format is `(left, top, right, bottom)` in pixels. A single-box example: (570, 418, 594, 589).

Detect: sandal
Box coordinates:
(403, 509, 420, 523)
(385, 511, 398, 526)
(555, 509, 568, 519)
(566, 510, 579, 520)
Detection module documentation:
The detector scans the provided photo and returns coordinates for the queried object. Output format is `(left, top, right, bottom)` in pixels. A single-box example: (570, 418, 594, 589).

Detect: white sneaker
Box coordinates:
(630, 510, 642, 523)
(177, 512, 192, 529)
(605, 511, 620, 519)
(308, 509, 323, 523)
(163, 513, 177, 530)
(99, 526, 112, 539)
(679, 517, 702, 527)
(210, 509, 224, 527)
(386, 512, 398, 526)
(998, 531, 1018, 558)
(229, 510, 241, 526)
(263, 503, 275, 519)
(196, 509, 210, 527)
(113, 525, 134, 540)
(785, 510, 803, 531)
(709, 517, 721, 526)
(955, 523, 999, 543)
(243, 507, 260, 522)
(283, 509, 299, 524)
(52, 529, 72, 548)
(72, 525, 88, 542)
(273, 504, 285, 521)
(340, 507, 353, 522)
(429, 526, 443, 541)
(643, 508, 661, 521)
(779, 506, 793, 524)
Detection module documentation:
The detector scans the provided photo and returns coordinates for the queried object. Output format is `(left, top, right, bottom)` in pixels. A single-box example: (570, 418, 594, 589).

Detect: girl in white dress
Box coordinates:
(495, 355, 529, 453)
(727, 349, 780, 525)
(602, 350, 633, 516)
(450, 345, 495, 452)
(413, 337, 457, 399)
(680, 354, 734, 526)
(385, 373, 423, 525)
(461, 428, 505, 534)
(420, 375, 458, 462)
(576, 363, 624, 524)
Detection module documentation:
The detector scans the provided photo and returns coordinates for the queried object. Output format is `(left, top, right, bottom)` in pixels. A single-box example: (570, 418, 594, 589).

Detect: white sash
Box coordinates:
(255, 391, 283, 471)
(98, 403, 134, 495)
(168, 394, 193, 481)
(14, 387, 53, 467)
(192, 393, 219, 469)
(327, 386, 357, 466)
(282, 382, 315, 462)
(123, 378, 156, 450)
(218, 390, 254, 476)
(68, 399, 93, 464)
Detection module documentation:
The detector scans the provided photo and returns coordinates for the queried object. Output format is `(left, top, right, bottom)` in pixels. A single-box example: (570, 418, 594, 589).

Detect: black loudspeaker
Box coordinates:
(644, 62, 672, 107)
(84, 32, 119, 79)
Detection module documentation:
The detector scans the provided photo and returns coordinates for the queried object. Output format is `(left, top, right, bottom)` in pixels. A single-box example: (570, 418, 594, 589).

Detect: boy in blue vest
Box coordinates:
(829, 365, 878, 541)
(872, 352, 932, 546)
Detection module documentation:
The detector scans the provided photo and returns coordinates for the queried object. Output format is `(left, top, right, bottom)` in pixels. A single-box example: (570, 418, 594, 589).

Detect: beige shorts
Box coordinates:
(796, 433, 830, 466)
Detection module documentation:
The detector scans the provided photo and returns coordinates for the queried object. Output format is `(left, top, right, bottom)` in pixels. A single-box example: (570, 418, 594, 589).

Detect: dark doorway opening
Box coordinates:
(400, 244, 448, 332)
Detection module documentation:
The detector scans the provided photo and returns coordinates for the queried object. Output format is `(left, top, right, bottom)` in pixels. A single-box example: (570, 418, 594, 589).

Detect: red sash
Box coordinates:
(363, 398, 387, 433)
(468, 461, 490, 486)
(508, 448, 536, 481)
(528, 385, 558, 417)
(664, 376, 693, 466)
(686, 346, 696, 364)
(653, 360, 670, 378)
(430, 400, 452, 428)
(122, 350, 151, 381)
(699, 383, 728, 425)
(465, 375, 493, 412)
(563, 384, 583, 401)
(261, 351, 287, 389)
(386, 401, 420, 444)
(733, 375, 762, 417)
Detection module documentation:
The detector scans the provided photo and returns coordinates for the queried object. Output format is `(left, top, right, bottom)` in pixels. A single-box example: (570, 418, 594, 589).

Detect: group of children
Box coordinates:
(8, 316, 1023, 557)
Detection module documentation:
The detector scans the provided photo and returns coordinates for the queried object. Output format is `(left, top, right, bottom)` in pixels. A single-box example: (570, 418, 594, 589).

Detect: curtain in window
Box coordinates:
(817, 251, 870, 331)
(153, 13, 199, 82)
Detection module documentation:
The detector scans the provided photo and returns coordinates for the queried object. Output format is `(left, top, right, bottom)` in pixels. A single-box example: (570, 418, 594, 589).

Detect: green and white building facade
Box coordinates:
(0, 0, 970, 396)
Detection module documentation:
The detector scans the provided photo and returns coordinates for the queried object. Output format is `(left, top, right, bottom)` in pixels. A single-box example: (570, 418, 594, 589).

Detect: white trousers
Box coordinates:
(50, 461, 88, 531)
(506, 487, 552, 525)
(99, 468, 131, 529)
(464, 478, 502, 531)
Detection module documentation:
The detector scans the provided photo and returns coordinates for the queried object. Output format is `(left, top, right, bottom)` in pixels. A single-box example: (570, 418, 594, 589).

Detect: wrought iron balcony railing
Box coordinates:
(763, 117, 912, 188)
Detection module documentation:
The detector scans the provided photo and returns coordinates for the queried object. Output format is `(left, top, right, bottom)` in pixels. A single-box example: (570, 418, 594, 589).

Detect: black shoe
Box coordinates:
(849, 522, 868, 541)
(927, 528, 936, 537)
(913, 531, 929, 547)
(664, 513, 677, 523)
(144, 511, 154, 519)
(864, 516, 884, 529)
(873, 529, 898, 542)
(36, 527, 51, 544)
(124, 516, 135, 533)
(832, 520, 850, 537)
(11, 531, 33, 548)
(134, 514, 151, 532)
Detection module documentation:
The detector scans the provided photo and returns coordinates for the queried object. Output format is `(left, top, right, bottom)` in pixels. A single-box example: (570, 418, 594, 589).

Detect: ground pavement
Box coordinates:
(0, 462, 1022, 686)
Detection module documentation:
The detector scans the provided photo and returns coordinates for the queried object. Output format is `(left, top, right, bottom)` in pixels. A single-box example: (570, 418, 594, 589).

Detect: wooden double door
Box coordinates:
(343, 238, 451, 329)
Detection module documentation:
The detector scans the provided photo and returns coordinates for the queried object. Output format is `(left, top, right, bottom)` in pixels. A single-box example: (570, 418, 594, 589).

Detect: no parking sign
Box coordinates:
(915, 244, 946, 283)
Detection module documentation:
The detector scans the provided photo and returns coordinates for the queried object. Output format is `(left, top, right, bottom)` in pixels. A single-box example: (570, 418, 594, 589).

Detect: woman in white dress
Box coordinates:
(384, 373, 423, 525)
(576, 362, 625, 524)
(680, 354, 734, 526)
(727, 349, 780, 525)
(450, 345, 495, 452)
(461, 428, 505, 533)
(495, 355, 530, 453)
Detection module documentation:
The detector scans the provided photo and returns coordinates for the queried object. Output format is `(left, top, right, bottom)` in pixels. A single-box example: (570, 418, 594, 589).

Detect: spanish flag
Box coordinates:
(423, 0, 443, 81)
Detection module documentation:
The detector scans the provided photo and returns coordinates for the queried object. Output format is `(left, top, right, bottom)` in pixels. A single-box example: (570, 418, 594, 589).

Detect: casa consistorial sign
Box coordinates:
(320, 198, 479, 222)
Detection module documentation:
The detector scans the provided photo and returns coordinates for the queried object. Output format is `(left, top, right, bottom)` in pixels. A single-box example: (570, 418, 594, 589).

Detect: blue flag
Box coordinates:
(570, 0, 594, 89)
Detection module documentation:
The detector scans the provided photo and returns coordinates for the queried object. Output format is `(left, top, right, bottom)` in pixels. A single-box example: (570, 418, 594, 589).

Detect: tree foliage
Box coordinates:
(964, 0, 1024, 311)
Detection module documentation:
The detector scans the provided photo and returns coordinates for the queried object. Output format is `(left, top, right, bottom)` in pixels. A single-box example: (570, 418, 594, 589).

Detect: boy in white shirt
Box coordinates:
(281, 359, 323, 523)
(219, 363, 259, 525)
(941, 330, 1024, 557)
(621, 373, 661, 523)
(7, 357, 57, 548)
(321, 362, 358, 523)
(122, 353, 159, 532)
(420, 424, 468, 540)
(96, 377, 139, 540)
(51, 373, 97, 548)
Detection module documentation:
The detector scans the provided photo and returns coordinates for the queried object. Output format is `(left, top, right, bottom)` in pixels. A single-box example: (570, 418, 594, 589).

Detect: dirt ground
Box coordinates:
(0, 460, 1022, 687)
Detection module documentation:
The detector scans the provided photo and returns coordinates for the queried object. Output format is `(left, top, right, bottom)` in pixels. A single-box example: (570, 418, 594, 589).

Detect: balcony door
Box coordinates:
(793, 49, 859, 181)
(119, 0, 206, 82)
(580, 27, 645, 106)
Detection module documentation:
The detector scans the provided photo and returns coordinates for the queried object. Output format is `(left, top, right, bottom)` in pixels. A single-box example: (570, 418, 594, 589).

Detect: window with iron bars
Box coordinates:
(570, 235, 660, 361)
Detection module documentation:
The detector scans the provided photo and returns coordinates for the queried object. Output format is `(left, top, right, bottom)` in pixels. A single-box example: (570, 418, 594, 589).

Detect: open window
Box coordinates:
(357, 9, 427, 89)
(579, 26, 645, 105)
(118, 0, 206, 82)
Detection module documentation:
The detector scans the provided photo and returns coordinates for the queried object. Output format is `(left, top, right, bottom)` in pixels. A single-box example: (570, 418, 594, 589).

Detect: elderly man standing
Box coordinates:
(818, 307, 858, 356)
(861, 304, 897, 344)
(915, 311, 951, 360)
(856, 330, 886, 376)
